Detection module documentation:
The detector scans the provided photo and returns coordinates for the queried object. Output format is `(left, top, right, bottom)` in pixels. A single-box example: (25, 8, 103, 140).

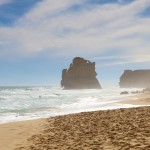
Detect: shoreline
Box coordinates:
(0, 87, 145, 125)
(0, 92, 143, 125)
(118, 93, 150, 106)
(0, 93, 150, 149)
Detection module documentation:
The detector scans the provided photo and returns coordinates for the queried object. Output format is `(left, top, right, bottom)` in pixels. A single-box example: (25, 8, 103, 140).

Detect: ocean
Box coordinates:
(0, 86, 143, 124)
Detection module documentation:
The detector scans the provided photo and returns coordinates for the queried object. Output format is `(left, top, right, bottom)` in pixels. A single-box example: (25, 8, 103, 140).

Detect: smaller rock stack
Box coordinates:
(119, 70, 150, 88)
(61, 57, 101, 89)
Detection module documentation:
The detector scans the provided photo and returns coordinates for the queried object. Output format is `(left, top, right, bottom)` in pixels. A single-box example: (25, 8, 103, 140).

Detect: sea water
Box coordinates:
(0, 86, 143, 124)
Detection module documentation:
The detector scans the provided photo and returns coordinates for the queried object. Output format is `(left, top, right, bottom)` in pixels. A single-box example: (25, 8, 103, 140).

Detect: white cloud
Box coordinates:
(0, 0, 150, 62)
(0, 0, 11, 5)
(118, 0, 123, 3)
(95, 55, 150, 67)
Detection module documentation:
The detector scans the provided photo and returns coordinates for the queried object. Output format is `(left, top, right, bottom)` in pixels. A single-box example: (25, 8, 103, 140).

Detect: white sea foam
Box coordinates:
(0, 86, 144, 124)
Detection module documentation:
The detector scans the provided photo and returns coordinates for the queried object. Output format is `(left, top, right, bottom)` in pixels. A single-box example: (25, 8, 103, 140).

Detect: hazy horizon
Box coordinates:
(0, 0, 150, 87)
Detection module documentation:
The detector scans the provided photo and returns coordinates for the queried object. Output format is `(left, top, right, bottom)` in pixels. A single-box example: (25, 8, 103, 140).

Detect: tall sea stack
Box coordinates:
(119, 70, 150, 88)
(61, 57, 101, 89)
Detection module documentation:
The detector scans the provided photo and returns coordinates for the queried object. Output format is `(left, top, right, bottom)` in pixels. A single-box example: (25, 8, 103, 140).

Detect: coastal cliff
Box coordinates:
(119, 70, 150, 88)
(61, 57, 101, 89)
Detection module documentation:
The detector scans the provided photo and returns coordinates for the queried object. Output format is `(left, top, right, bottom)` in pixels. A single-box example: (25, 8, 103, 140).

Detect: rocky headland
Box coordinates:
(119, 70, 150, 88)
(61, 57, 101, 89)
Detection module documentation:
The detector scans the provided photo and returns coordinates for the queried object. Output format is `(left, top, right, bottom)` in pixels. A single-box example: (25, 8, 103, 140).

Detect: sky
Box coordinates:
(0, 0, 150, 87)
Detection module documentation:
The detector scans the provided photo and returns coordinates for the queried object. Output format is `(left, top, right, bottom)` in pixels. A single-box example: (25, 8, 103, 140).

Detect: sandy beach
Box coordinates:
(119, 93, 150, 105)
(0, 94, 150, 150)
(0, 119, 47, 150)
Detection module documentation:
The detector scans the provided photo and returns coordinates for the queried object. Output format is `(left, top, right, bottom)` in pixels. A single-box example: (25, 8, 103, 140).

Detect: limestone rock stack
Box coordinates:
(119, 70, 150, 88)
(61, 57, 101, 89)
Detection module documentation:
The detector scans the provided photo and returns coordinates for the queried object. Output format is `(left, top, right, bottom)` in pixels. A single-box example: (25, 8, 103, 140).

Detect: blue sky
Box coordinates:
(0, 0, 150, 87)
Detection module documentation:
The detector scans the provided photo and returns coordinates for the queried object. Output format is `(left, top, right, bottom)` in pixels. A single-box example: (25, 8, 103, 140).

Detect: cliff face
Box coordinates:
(61, 57, 101, 89)
(119, 70, 150, 88)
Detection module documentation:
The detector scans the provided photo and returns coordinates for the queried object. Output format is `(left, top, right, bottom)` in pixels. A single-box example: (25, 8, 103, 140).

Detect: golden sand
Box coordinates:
(0, 119, 46, 150)
(15, 107, 150, 150)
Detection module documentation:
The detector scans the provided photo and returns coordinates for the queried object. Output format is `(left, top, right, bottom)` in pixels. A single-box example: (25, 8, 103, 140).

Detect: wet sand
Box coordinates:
(120, 93, 150, 105)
